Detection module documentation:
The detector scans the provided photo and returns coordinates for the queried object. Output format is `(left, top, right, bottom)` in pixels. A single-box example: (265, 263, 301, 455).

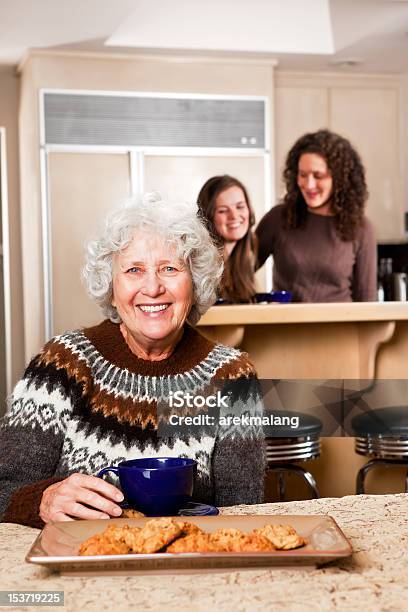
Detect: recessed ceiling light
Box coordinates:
(329, 58, 363, 67)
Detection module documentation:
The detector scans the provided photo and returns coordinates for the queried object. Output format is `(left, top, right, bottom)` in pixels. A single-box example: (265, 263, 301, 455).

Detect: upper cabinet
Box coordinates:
(275, 86, 330, 197)
(331, 87, 402, 242)
(275, 73, 404, 243)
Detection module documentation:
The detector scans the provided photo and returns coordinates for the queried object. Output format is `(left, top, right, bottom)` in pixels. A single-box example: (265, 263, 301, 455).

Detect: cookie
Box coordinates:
(79, 524, 135, 555)
(123, 517, 182, 554)
(167, 533, 217, 553)
(253, 524, 306, 550)
(210, 528, 275, 552)
(120, 508, 145, 519)
(176, 521, 204, 537)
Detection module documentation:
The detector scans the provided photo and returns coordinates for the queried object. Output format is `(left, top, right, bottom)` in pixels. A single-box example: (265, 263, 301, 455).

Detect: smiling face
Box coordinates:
(297, 153, 334, 216)
(111, 231, 194, 359)
(213, 186, 250, 249)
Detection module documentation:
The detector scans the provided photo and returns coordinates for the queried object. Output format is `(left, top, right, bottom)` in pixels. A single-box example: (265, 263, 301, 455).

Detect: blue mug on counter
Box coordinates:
(97, 457, 197, 516)
(254, 291, 292, 304)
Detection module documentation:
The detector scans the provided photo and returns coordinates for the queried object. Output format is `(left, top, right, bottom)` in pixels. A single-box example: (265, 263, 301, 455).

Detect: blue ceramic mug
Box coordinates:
(254, 291, 292, 304)
(97, 457, 197, 516)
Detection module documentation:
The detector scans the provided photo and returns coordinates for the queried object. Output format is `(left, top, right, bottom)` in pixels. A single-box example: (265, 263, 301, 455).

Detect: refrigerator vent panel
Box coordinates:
(43, 92, 266, 149)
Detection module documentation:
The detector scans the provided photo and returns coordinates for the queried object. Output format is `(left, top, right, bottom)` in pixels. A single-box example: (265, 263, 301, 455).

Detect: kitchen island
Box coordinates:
(198, 302, 408, 497)
(198, 302, 408, 379)
(1, 493, 407, 611)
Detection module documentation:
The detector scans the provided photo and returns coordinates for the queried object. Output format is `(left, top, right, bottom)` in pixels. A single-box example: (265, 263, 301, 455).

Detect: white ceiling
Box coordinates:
(106, 0, 335, 55)
(1, 0, 408, 73)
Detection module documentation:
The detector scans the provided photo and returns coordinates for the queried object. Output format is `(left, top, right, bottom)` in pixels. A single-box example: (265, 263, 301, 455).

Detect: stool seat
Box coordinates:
(263, 410, 323, 438)
(351, 406, 408, 436)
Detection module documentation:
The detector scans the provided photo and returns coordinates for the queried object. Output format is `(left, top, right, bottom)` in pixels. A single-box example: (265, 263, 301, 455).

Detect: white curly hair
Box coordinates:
(82, 192, 223, 326)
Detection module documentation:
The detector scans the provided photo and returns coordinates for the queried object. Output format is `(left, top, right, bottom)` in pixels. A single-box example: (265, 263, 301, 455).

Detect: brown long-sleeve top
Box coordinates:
(256, 204, 377, 303)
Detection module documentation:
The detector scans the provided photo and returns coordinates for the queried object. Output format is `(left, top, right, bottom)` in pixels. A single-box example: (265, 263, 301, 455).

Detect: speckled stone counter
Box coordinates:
(1, 493, 407, 612)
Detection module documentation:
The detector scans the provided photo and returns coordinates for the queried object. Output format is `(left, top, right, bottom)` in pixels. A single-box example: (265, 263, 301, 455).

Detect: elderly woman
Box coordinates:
(0, 194, 265, 528)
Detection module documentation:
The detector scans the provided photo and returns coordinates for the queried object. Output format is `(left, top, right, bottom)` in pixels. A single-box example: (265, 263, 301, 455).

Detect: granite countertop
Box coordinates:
(1, 493, 407, 612)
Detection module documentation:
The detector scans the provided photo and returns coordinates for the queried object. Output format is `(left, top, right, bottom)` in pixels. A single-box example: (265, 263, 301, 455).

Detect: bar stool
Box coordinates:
(264, 410, 322, 501)
(351, 407, 408, 494)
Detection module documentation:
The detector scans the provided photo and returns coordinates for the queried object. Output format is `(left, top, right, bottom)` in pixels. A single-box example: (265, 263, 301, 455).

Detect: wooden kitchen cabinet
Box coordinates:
(274, 85, 329, 197)
(331, 86, 403, 242)
(274, 73, 404, 243)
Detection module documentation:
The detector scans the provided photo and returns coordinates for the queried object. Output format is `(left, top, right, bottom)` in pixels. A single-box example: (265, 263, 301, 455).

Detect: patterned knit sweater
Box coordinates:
(0, 320, 265, 528)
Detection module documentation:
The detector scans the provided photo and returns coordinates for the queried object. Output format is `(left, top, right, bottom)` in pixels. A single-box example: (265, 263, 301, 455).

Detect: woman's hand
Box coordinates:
(39, 473, 124, 522)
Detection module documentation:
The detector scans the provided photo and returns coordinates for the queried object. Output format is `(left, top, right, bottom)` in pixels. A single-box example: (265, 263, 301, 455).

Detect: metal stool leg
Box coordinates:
(356, 459, 381, 494)
(286, 464, 319, 499)
(277, 470, 285, 502)
(266, 464, 319, 500)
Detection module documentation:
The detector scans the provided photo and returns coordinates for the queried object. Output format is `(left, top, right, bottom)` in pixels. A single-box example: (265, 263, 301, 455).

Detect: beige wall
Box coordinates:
(402, 71, 408, 218)
(0, 65, 24, 400)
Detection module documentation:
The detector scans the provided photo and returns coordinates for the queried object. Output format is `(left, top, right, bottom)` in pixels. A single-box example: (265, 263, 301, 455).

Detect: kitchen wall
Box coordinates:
(0, 65, 24, 407)
(402, 71, 408, 216)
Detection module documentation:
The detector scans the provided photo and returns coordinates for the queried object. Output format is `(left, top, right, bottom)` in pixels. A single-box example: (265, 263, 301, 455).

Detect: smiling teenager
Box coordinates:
(256, 129, 377, 302)
(0, 193, 265, 528)
(197, 175, 258, 303)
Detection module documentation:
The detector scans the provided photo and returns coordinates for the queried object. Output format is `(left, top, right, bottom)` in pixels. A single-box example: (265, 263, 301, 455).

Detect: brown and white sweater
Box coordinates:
(0, 320, 265, 528)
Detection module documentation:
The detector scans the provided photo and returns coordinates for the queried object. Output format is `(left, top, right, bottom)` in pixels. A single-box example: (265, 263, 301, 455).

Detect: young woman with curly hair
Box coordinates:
(197, 175, 258, 303)
(256, 129, 377, 302)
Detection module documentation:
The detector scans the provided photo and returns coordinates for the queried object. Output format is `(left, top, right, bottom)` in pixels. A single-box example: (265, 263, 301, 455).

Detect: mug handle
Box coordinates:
(97, 467, 128, 507)
(97, 466, 119, 479)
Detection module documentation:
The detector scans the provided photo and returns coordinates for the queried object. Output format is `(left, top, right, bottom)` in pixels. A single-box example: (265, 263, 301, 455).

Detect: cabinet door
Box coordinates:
(48, 152, 131, 336)
(274, 87, 329, 197)
(144, 154, 268, 290)
(331, 88, 403, 242)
